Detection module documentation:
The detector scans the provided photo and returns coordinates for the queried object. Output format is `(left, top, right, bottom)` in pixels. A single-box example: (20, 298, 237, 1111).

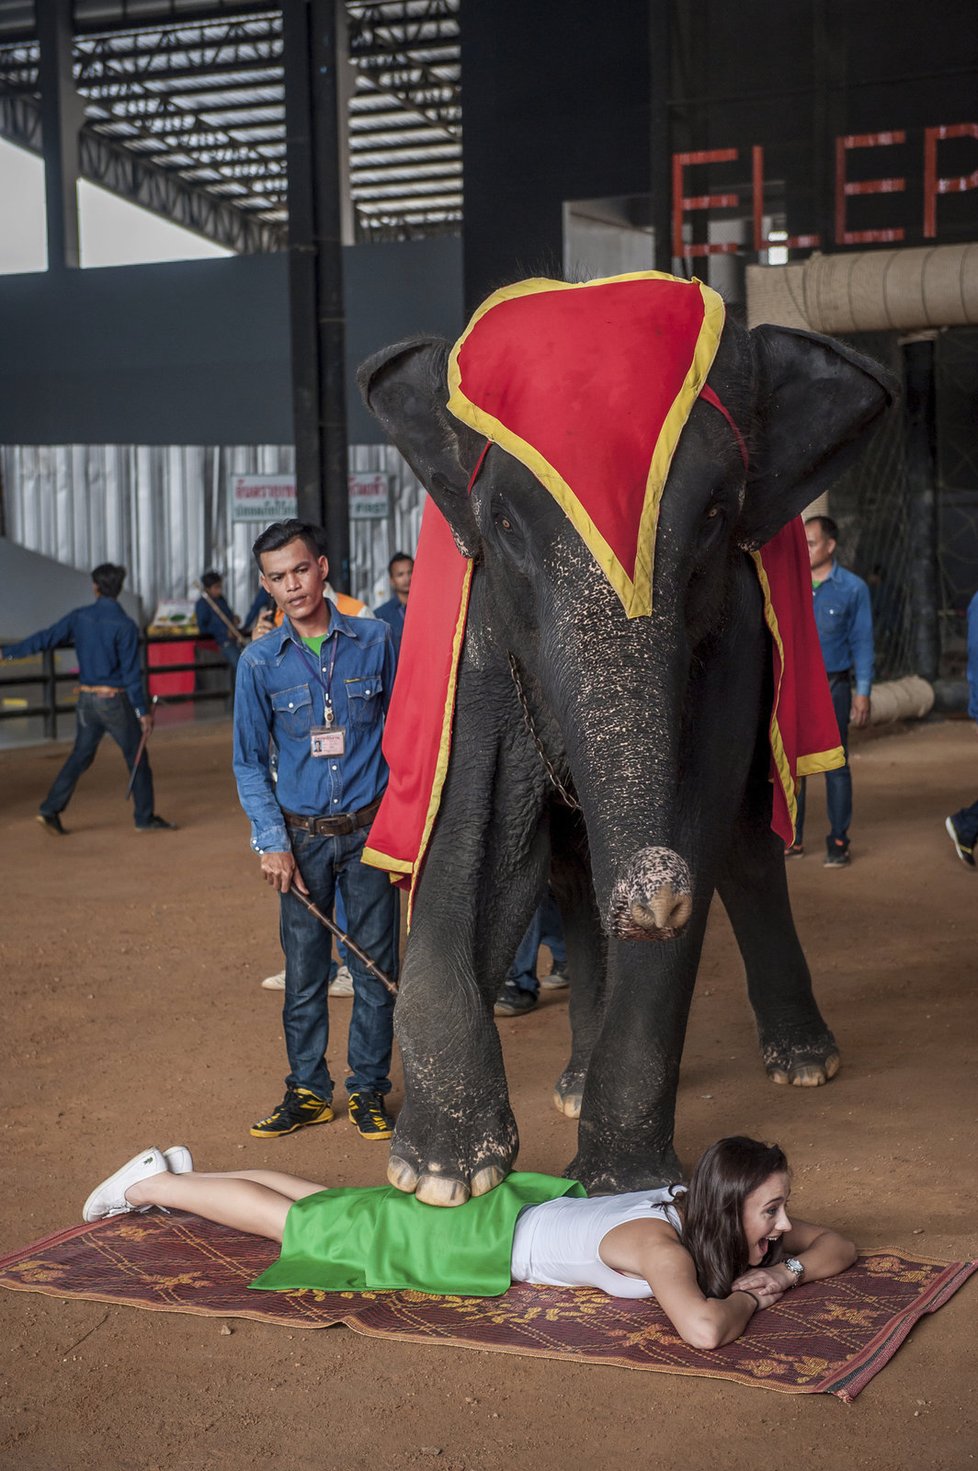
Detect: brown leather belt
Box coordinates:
(281, 795, 383, 838)
(77, 684, 123, 696)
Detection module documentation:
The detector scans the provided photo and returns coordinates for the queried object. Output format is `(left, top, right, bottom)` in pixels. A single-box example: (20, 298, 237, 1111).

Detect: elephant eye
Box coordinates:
(704, 504, 722, 520)
(496, 514, 513, 532)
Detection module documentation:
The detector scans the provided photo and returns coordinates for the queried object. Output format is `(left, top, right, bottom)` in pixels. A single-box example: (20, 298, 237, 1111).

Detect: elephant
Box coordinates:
(358, 292, 894, 1206)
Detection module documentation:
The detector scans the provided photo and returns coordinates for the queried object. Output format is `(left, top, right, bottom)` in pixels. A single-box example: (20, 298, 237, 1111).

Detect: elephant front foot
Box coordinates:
(763, 1033, 841, 1088)
(387, 1093, 519, 1207)
(552, 1066, 585, 1119)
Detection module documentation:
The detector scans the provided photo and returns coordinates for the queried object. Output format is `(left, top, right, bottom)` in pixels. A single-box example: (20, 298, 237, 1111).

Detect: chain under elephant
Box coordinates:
(358, 271, 896, 1206)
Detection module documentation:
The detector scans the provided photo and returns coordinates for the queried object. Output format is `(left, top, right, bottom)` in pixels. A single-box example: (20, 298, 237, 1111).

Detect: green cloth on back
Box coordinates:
(250, 1171, 585, 1298)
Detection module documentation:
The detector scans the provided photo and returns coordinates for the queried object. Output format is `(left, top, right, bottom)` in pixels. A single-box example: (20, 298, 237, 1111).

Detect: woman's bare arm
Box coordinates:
(731, 1218, 857, 1297)
(600, 1220, 779, 1351)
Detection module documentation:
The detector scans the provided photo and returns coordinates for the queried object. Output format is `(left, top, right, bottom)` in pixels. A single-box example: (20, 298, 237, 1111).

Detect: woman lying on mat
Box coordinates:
(83, 1135, 855, 1349)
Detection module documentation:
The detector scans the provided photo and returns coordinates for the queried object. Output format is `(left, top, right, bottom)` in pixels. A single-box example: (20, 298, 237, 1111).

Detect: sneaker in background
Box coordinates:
(36, 812, 67, 836)
(250, 1087, 334, 1138)
(945, 816, 976, 868)
(494, 980, 539, 1016)
(261, 969, 286, 991)
(328, 963, 354, 997)
(347, 1091, 395, 1140)
(823, 840, 851, 868)
(539, 968, 570, 990)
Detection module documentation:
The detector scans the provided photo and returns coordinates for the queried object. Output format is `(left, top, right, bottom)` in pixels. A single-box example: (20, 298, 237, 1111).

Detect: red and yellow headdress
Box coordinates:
(446, 271, 726, 616)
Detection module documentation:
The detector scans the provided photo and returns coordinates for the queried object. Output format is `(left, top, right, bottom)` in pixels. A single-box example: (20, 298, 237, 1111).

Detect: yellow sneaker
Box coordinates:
(347, 1091, 394, 1140)
(250, 1087, 334, 1138)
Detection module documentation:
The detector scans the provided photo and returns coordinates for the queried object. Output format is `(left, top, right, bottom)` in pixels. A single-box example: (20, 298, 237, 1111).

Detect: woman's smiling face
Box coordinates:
(741, 1170, 792, 1265)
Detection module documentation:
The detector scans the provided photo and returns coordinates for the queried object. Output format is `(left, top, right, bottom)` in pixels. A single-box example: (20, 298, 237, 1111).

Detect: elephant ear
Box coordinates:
(736, 325, 899, 551)
(358, 336, 484, 557)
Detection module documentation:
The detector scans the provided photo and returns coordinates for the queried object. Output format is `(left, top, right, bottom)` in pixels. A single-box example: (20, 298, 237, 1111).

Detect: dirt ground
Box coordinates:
(1, 715, 976, 1471)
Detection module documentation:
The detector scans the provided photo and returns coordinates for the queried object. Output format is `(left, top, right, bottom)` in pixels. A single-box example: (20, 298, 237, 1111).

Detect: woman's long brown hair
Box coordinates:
(678, 1136, 788, 1298)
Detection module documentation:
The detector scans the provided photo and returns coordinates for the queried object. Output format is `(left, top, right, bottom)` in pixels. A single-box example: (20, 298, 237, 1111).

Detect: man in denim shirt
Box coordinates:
(233, 520, 399, 1141)
(790, 516, 874, 867)
(1, 563, 173, 835)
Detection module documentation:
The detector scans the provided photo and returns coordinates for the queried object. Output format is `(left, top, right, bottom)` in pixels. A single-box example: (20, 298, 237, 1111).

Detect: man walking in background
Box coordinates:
(789, 516, 873, 867)
(233, 519, 399, 1142)
(0, 563, 174, 834)
(373, 552, 413, 663)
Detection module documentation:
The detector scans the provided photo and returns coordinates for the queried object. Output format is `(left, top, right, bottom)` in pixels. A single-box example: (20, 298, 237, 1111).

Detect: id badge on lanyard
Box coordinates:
(310, 723, 346, 757)
(299, 638, 346, 758)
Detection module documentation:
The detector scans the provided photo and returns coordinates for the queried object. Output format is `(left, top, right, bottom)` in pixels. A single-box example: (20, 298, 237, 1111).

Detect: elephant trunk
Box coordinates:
(546, 573, 694, 942)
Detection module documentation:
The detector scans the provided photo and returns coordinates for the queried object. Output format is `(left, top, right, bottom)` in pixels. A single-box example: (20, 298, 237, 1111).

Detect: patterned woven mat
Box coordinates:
(0, 1212, 973, 1402)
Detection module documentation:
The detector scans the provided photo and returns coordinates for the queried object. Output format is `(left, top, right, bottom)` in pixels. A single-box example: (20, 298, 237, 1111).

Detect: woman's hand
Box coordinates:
(732, 1264, 791, 1293)
(731, 1267, 789, 1306)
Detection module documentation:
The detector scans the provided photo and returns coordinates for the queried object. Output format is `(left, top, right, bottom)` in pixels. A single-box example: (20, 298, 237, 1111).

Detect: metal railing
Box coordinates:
(0, 635, 235, 740)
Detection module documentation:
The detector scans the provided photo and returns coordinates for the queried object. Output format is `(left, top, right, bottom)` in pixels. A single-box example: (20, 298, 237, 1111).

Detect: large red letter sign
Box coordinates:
(672, 150, 740, 258)
(923, 124, 978, 238)
(835, 132, 907, 245)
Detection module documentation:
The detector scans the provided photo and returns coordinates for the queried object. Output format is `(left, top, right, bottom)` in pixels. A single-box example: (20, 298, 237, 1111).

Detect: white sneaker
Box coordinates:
(539, 968, 570, 990)
(83, 1147, 167, 1222)
(261, 969, 286, 991)
(328, 963, 354, 997)
(163, 1145, 193, 1174)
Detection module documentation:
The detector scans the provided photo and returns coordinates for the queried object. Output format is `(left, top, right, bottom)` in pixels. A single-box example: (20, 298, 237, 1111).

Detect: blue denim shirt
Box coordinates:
(373, 596, 407, 662)
(1, 597, 147, 714)
(812, 563, 874, 696)
(967, 590, 978, 723)
(195, 594, 238, 648)
(232, 606, 395, 853)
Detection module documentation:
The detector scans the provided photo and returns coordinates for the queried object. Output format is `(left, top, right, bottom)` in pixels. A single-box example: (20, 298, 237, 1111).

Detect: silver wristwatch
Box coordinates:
(783, 1256, 805, 1286)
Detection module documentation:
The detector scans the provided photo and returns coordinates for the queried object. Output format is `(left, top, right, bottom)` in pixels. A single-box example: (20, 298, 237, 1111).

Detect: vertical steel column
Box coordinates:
(283, 0, 351, 589)
(37, 0, 81, 271)
(903, 337, 941, 682)
(649, 0, 673, 274)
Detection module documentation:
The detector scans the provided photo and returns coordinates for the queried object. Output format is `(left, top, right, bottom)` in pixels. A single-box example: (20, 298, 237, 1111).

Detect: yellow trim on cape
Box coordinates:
(361, 848, 413, 875)
(750, 549, 799, 836)
(797, 747, 845, 777)
(446, 272, 726, 618)
(360, 559, 474, 929)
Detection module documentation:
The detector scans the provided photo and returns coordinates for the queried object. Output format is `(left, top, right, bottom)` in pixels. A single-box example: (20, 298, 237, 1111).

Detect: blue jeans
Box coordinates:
(327, 888, 350, 981)
(279, 826, 398, 1100)
(795, 673, 852, 847)
(509, 890, 567, 996)
(41, 691, 154, 827)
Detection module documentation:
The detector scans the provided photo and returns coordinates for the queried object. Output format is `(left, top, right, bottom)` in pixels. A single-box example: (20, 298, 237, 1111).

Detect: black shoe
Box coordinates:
(136, 814, 177, 832)
(784, 842, 804, 859)
(493, 980, 539, 1016)
(36, 812, 66, 836)
(250, 1087, 334, 1138)
(824, 840, 851, 868)
(945, 816, 976, 868)
(347, 1091, 395, 1140)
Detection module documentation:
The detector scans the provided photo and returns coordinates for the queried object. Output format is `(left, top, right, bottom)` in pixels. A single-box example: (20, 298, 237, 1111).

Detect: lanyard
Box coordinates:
(295, 635, 339, 725)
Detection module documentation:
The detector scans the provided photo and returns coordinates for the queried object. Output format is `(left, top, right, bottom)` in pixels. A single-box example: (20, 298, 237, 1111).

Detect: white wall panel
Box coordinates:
(2, 441, 427, 622)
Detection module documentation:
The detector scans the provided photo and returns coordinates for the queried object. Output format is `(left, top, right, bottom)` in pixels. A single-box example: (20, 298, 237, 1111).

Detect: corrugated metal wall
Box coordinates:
(0, 442, 427, 620)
